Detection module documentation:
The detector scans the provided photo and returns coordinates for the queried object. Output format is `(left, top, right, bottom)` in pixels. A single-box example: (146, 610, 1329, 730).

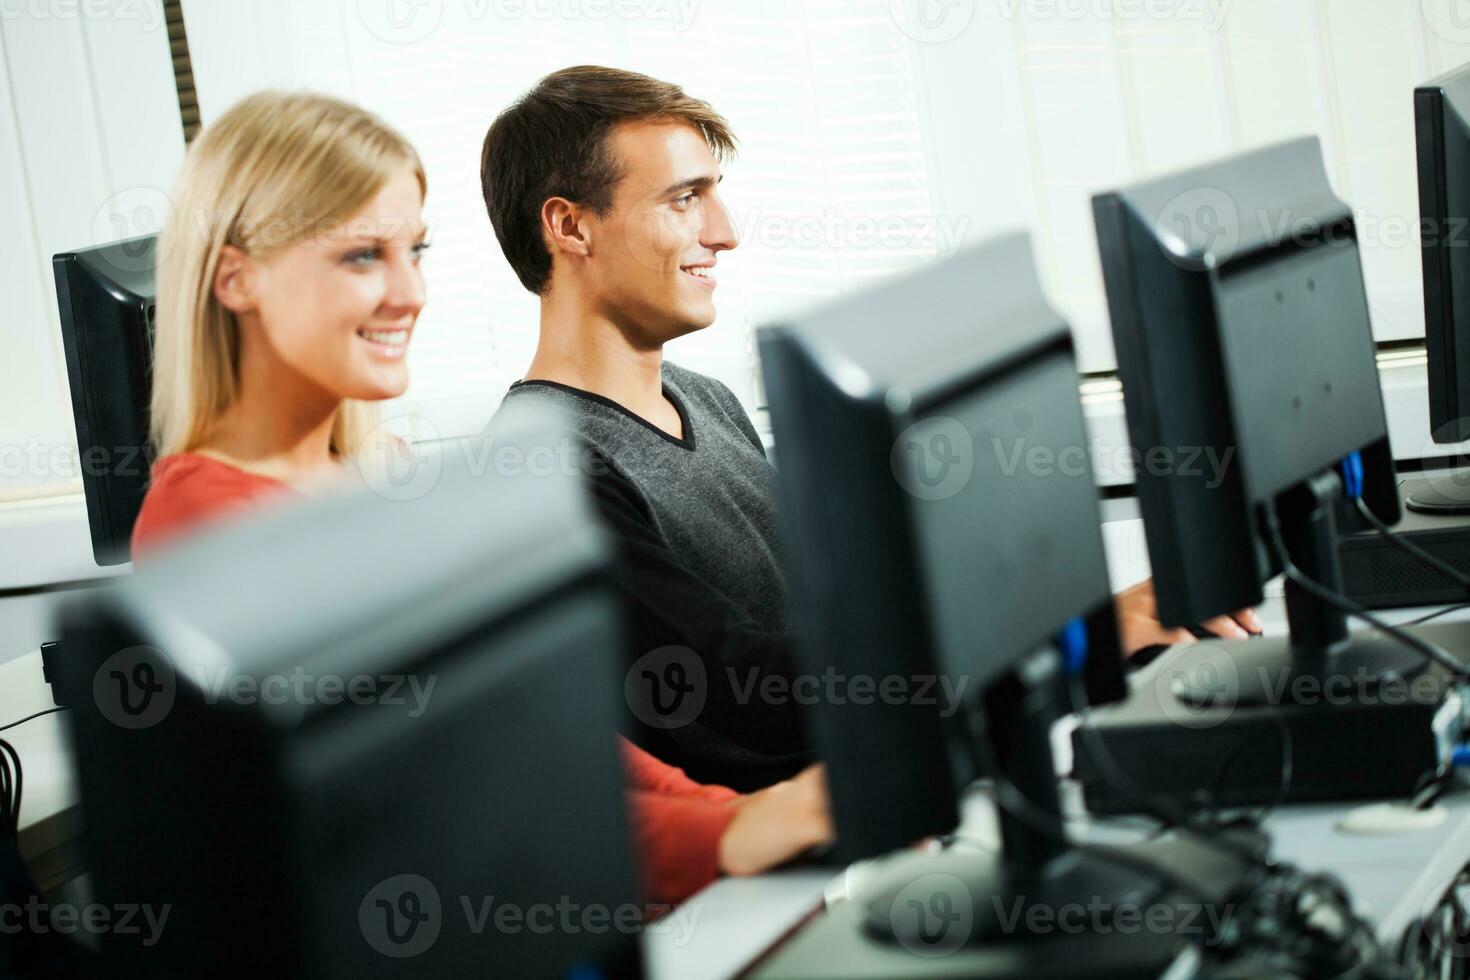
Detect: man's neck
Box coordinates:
(526, 288, 669, 424)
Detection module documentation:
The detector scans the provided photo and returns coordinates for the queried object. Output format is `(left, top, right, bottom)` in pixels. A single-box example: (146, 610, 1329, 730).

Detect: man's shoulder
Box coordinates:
(497, 381, 616, 436)
(663, 362, 743, 415)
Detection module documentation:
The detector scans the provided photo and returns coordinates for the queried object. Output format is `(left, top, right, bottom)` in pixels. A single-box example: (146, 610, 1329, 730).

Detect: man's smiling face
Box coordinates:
(584, 119, 739, 347)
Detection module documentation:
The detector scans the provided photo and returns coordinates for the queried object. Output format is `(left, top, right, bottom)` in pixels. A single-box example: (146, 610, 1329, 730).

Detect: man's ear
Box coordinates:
(213, 244, 258, 315)
(540, 196, 592, 260)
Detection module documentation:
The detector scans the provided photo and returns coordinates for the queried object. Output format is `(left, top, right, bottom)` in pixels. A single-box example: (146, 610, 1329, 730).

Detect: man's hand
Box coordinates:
(718, 765, 833, 877)
(1115, 578, 1262, 657)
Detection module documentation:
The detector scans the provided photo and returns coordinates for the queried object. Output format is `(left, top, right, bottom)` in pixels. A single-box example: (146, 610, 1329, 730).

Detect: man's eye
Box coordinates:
(674, 193, 697, 208)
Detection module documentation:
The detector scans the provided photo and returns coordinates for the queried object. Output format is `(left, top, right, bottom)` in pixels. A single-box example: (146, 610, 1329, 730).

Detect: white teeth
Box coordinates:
(684, 267, 711, 278)
(359, 329, 408, 344)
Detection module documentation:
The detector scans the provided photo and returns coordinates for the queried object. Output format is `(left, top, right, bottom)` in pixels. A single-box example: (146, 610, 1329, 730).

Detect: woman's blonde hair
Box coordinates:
(151, 91, 426, 459)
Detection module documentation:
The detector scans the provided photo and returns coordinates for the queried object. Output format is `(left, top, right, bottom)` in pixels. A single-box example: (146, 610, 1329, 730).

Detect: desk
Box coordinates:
(645, 567, 1470, 978)
(0, 649, 80, 893)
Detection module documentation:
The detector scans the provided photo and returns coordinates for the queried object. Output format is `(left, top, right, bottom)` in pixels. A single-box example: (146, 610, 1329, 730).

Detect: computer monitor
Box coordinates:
(53, 235, 157, 566)
(54, 413, 644, 978)
(759, 233, 1151, 948)
(1078, 138, 1465, 812)
(1093, 136, 1413, 695)
(1411, 63, 1470, 511)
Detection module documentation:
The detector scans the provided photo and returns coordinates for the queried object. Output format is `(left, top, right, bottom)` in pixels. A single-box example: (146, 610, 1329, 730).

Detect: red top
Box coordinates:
(132, 452, 739, 904)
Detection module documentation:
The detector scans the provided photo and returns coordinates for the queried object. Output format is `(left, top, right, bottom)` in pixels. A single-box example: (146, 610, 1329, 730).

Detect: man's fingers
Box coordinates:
(1231, 608, 1264, 635)
(1200, 615, 1250, 640)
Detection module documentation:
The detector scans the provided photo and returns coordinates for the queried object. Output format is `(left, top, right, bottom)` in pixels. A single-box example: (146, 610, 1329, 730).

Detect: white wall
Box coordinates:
(5, 0, 1470, 609)
(0, 0, 179, 659)
(176, 0, 1470, 389)
(0, 0, 184, 501)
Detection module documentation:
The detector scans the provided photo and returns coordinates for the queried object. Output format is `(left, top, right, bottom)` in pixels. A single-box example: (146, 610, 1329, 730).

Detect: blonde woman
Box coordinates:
(133, 91, 424, 550)
(131, 90, 832, 906)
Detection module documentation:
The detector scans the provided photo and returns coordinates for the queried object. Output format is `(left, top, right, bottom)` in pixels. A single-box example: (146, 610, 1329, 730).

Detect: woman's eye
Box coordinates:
(345, 248, 379, 266)
(411, 240, 432, 262)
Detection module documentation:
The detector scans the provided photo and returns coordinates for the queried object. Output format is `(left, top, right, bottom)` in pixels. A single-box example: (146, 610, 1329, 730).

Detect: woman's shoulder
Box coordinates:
(131, 453, 288, 556)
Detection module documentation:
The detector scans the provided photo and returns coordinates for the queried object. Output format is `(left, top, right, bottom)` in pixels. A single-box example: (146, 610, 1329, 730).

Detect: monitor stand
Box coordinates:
(862, 652, 1235, 959)
(1404, 472, 1470, 516)
(1174, 473, 1424, 709)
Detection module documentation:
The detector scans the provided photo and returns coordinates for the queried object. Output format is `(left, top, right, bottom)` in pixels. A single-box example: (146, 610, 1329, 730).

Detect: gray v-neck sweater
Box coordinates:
(498, 362, 810, 790)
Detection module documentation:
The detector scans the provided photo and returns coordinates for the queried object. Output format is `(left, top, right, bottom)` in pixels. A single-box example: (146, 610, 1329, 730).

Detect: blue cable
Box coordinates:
(1454, 746, 1470, 769)
(1340, 452, 1364, 501)
(1058, 617, 1088, 675)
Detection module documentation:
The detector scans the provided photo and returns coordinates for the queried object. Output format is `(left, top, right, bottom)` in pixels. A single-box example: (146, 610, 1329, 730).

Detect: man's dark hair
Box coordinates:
(481, 65, 737, 295)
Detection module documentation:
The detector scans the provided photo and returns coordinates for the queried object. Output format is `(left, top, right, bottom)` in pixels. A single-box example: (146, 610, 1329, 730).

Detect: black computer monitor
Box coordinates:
(1075, 138, 1468, 813)
(1093, 136, 1414, 698)
(759, 234, 1150, 949)
(53, 235, 157, 566)
(1411, 64, 1470, 512)
(54, 413, 643, 978)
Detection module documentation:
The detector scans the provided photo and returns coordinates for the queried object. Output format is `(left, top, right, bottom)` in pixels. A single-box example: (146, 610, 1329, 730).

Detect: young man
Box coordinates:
(481, 66, 1260, 792)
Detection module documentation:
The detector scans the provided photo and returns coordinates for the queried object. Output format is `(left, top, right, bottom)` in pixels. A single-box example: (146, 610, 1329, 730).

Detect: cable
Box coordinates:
(1066, 667, 1287, 868)
(1355, 496, 1470, 595)
(0, 736, 20, 834)
(1406, 602, 1470, 628)
(0, 706, 65, 734)
(1261, 506, 1470, 680)
(1067, 670, 1199, 828)
(1206, 702, 1296, 826)
(987, 758, 1399, 978)
(981, 764, 1211, 907)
